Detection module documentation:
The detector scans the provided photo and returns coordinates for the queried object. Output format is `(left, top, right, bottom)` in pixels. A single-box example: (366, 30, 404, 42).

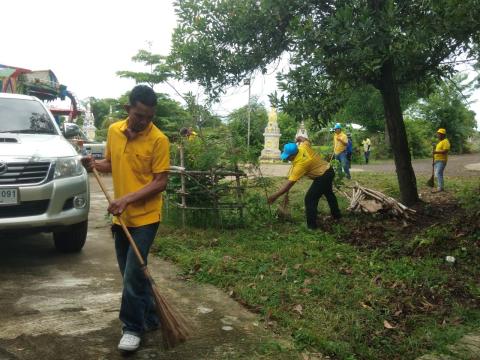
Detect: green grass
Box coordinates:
(155, 173, 480, 359)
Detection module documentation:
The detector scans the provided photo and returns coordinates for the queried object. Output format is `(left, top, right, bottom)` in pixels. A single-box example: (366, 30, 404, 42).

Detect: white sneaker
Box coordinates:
(118, 333, 141, 352)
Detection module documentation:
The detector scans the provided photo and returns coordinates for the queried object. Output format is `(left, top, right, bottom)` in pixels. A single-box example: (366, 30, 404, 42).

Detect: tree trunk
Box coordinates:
(384, 121, 390, 147)
(379, 60, 419, 206)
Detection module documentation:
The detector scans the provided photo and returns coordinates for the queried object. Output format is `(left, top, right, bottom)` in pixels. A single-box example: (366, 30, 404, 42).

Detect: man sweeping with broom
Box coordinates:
(82, 85, 171, 352)
(267, 136, 341, 229)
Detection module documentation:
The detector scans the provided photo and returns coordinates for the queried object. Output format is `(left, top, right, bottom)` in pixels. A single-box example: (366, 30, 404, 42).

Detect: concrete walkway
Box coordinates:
(0, 175, 294, 360)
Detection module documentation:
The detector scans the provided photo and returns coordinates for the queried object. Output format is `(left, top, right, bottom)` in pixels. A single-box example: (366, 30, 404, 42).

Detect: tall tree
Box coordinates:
(88, 97, 121, 129)
(274, 65, 344, 125)
(227, 100, 268, 156)
(171, 0, 480, 205)
(117, 50, 174, 89)
(409, 75, 477, 153)
(118, 49, 219, 133)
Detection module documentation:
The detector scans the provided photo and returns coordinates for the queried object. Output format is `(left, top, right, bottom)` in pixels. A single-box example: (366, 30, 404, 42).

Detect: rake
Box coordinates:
(92, 168, 190, 349)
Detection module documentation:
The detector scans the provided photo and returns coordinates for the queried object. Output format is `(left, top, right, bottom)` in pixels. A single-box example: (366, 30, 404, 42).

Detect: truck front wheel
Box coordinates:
(53, 220, 88, 253)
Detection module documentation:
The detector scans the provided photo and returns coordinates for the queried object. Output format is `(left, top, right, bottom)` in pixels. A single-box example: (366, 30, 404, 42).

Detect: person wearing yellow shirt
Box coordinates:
(333, 123, 351, 179)
(82, 85, 170, 352)
(362, 137, 371, 164)
(180, 126, 198, 141)
(432, 128, 450, 193)
(267, 136, 341, 229)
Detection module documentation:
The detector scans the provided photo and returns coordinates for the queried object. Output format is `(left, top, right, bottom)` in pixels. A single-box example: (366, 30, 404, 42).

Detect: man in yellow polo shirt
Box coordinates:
(82, 85, 170, 352)
(433, 128, 450, 193)
(180, 126, 198, 141)
(333, 123, 351, 179)
(267, 136, 341, 229)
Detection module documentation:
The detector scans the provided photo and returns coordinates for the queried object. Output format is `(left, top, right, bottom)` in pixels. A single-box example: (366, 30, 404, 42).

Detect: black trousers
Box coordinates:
(305, 167, 341, 229)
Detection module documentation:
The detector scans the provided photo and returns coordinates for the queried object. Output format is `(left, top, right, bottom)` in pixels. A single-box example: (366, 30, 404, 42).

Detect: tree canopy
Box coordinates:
(171, 0, 480, 205)
(116, 50, 174, 89)
(227, 99, 268, 157)
(92, 91, 191, 141)
(408, 75, 477, 153)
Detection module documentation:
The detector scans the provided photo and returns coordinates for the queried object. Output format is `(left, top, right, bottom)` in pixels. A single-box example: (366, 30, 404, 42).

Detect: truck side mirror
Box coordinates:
(62, 124, 80, 138)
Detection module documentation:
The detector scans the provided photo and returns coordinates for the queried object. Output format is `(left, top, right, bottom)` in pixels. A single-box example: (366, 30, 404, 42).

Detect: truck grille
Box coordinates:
(0, 162, 51, 185)
(0, 200, 50, 218)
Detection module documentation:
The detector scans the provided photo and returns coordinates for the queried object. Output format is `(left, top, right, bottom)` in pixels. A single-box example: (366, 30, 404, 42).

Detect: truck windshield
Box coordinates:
(0, 98, 57, 135)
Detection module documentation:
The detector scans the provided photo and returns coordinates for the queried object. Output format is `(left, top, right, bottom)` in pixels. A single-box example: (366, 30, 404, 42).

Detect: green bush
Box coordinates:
(404, 118, 434, 159)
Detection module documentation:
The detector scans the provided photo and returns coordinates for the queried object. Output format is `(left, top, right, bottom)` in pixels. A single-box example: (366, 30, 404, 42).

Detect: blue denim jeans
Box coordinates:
(364, 151, 370, 164)
(112, 222, 160, 335)
(434, 160, 447, 190)
(335, 151, 351, 179)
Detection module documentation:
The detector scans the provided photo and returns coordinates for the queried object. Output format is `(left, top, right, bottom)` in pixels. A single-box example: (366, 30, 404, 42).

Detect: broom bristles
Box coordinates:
(277, 192, 292, 220)
(151, 283, 190, 349)
(426, 176, 434, 188)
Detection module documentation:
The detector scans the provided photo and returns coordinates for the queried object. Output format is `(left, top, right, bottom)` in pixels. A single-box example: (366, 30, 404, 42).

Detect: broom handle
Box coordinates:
(431, 145, 435, 177)
(92, 168, 146, 268)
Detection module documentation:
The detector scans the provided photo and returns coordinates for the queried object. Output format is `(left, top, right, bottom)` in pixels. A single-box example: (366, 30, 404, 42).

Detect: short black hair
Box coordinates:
(129, 85, 157, 107)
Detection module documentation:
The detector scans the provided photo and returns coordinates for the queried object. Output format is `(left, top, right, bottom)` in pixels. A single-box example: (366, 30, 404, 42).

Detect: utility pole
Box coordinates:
(244, 78, 251, 151)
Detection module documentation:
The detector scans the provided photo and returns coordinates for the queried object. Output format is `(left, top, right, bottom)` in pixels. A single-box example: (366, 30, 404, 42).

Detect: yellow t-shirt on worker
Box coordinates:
(105, 119, 170, 227)
(188, 131, 198, 141)
(288, 141, 330, 182)
(333, 132, 348, 154)
(362, 138, 371, 152)
(434, 138, 450, 162)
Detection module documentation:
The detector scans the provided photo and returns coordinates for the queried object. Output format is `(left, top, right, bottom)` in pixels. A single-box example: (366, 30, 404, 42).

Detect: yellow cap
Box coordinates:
(437, 128, 446, 135)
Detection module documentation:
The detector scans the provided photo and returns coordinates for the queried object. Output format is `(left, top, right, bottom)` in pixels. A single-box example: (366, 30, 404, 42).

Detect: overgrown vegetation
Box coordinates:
(155, 174, 480, 359)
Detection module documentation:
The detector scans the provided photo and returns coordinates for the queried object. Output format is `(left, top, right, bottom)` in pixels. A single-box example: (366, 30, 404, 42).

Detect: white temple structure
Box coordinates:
(259, 107, 281, 162)
(296, 121, 309, 140)
(82, 102, 96, 141)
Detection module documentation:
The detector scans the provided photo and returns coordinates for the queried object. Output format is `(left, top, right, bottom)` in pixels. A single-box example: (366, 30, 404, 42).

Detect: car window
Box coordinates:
(0, 98, 58, 135)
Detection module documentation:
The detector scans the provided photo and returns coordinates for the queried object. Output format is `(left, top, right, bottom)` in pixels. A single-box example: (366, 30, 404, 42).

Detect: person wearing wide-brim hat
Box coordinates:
(432, 128, 450, 193)
(267, 136, 341, 229)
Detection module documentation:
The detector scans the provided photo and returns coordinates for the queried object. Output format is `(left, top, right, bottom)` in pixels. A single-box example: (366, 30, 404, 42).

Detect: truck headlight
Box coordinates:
(54, 157, 84, 178)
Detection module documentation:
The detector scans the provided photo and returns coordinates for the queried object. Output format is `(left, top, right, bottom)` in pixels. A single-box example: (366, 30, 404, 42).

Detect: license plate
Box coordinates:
(0, 188, 18, 205)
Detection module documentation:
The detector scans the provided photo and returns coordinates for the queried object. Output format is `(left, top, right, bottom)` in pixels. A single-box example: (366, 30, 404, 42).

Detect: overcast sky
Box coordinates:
(2, 0, 479, 126)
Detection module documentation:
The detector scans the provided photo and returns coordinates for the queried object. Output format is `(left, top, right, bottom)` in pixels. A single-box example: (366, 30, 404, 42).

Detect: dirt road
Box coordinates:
(0, 176, 292, 360)
(259, 153, 480, 178)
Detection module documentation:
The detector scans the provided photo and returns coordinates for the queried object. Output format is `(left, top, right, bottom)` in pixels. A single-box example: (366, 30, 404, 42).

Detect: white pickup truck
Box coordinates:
(0, 93, 90, 252)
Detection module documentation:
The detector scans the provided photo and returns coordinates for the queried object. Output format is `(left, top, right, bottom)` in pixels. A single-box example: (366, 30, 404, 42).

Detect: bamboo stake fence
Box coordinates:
(168, 145, 247, 228)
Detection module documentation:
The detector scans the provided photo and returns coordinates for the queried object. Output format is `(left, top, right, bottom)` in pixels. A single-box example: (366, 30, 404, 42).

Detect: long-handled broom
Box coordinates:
(92, 168, 190, 349)
(427, 145, 435, 188)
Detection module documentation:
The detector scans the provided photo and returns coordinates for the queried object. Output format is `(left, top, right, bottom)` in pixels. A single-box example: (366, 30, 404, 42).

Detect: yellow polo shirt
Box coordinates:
(105, 119, 170, 227)
(188, 131, 198, 141)
(288, 141, 330, 182)
(334, 132, 348, 154)
(434, 138, 450, 162)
